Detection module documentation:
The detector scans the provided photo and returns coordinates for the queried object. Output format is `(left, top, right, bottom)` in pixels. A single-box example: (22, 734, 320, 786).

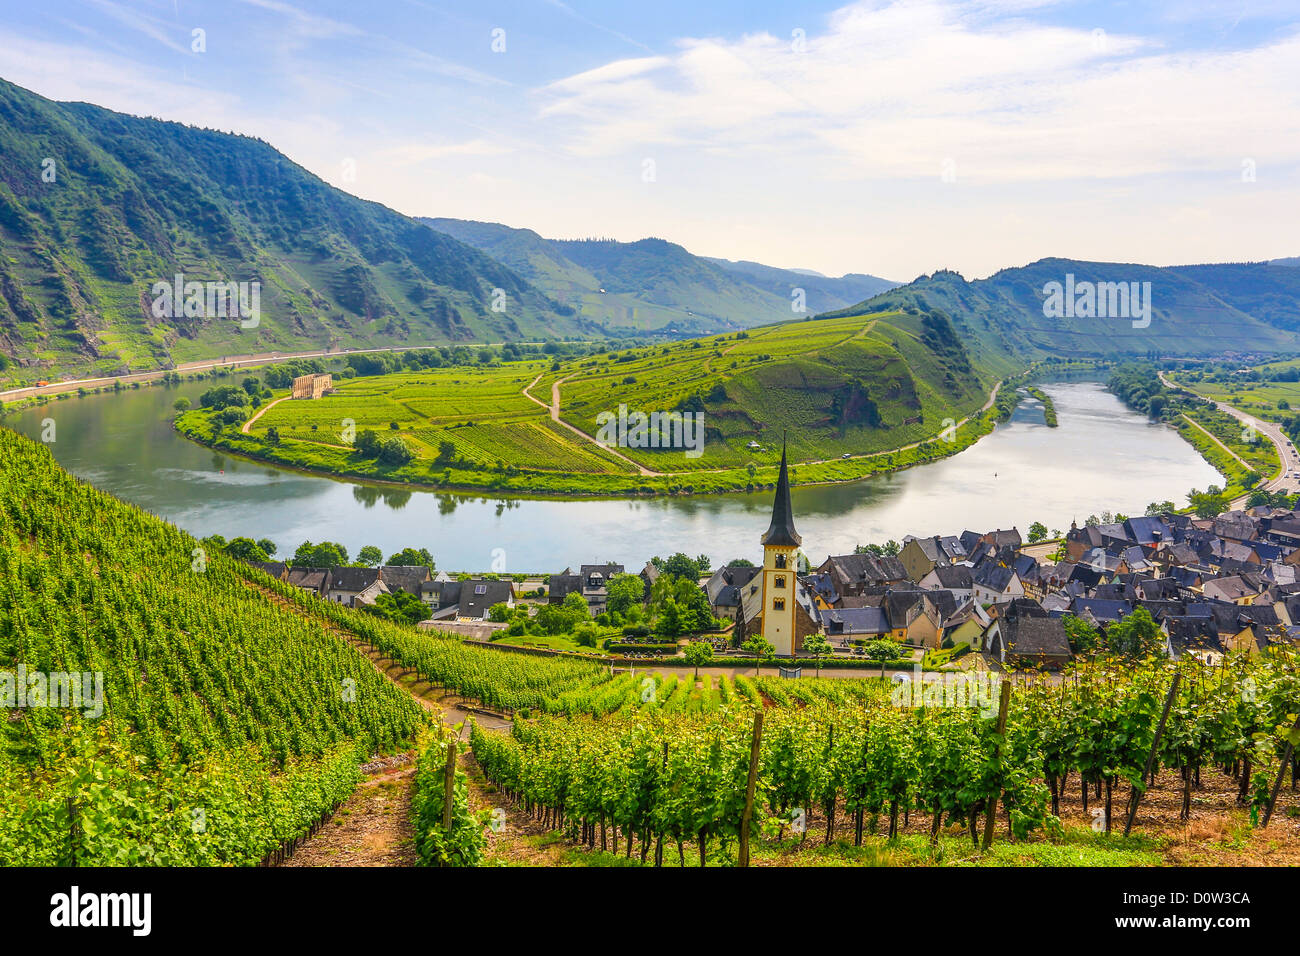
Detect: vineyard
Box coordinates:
(175, 307, 1005, 496)
(0, 428, 428, 864)
(468, 655, 1300, 866)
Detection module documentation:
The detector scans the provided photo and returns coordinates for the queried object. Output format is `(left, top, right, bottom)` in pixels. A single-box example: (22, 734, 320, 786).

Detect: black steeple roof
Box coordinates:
(762, 434, 802, 548)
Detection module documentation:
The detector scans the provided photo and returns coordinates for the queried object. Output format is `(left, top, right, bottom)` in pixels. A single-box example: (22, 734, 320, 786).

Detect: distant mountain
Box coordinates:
(821, 257, 1300, 362)
(422, 217, 896, 334)
(0, 77, 589, 380)
(702, 256, 896, 309)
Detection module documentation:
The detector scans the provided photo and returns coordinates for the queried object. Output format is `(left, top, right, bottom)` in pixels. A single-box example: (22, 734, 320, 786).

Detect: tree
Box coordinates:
(660, 552, 705, 581)
(1062, 613, 1100, 655)
(357, 545, 384, 567)
(257, 539, 277, 557)
(605, 573, 645, 618)
(802, 633, 833, 677)
(1027, 521, 1048, 544)
(224, 537, 269, 562)
(379, 436, 414, 466)
(864, 639, 900, 678)
(1188, 486, 1229, 518)
(361, 590, 428, 626)
(265, 426, 281, 446)
(725, 558, 755, 568)
(386, 547, 435, 569)
(354, 429, 382, 456)
(741, 635, 775, 676)
(293, 540, 348, 567)
(488, 602, 512, 623)
(173, 397, 191, 413)
(684, 640, 713, 679)
(1103, 607, 1164, 659)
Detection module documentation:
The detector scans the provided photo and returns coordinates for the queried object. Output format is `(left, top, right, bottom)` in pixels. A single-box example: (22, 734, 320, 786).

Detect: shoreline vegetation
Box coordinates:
(1023, 385, 1058, 426)
(166, 309, 1044, 498)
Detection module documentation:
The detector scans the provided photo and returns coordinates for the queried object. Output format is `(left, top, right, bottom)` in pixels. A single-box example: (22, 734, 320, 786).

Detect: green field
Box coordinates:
(175, 307, 1009, 495)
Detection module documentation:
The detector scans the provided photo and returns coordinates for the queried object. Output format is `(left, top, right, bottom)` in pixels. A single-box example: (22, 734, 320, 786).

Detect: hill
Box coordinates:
(422, 217, 896, 334)
(822, 258, 1300, 359)
(0, 427, 426, 863)
(175, 306, 1005, 496)
(0, 77, 589, 384)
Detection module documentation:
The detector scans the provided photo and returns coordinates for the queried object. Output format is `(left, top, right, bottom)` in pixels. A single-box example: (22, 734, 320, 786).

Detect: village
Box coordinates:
(251, 441, 1300, 674)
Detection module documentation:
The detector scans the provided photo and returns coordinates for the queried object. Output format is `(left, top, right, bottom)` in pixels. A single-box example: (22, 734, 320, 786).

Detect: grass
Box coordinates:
(174, 308, 1014, 497)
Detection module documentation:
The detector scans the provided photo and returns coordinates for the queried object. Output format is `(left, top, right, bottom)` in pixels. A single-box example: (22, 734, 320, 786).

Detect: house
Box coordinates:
(982, 607, 1073, 669)
(883, 589, 944, 648)
(254, 561, 288, 580)
(971, 560, 1023, 605)
(941, 598, 992, 647)
(817, 552, 908, 597)
(919, 564, 974, 602)
(982, 528, 1022, 551)
(899, 534, 966, 582)
(327, 567, 384, 606)
(422, 577, 462, 612)
(822, 606, 889, 644)
(1162, 616, 1225, 663)
(379, 565, 433, 597)
(547, 563, 626, 616)
(286, 567, 331, 597)
(705, 563, 762, 620)
(1202, 574, 1264, 605)
(457, 578, 516, 621)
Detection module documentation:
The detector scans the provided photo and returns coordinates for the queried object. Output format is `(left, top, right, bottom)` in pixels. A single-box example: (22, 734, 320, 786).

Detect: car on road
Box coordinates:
(841, 453, 852, 459)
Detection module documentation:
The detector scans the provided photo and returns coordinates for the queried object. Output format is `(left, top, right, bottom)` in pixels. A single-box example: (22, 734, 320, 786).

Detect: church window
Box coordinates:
(775, 575, 786, 588)
(775, 554, 787, 569)
(773, 598, 785, 611)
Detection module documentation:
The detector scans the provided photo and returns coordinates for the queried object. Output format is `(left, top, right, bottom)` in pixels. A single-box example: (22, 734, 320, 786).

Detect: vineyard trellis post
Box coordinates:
(738, 709, 764, 868)
(1122, 671, 1180, 837)
(1262, 715, 1300, 828)
(980, 678, 1012, 851)
(442, 736, 458, 832)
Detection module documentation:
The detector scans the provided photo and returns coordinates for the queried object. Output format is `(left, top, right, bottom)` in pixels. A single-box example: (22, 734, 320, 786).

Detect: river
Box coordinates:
(3, 381, 1220, 572)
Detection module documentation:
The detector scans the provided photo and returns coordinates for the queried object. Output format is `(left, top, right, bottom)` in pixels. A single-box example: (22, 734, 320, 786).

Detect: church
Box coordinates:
(734, 437, 822, 657)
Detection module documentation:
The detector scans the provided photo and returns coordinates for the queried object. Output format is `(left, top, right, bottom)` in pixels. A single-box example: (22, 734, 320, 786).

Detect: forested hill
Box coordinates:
(0, 77, 590, 383)
(423, 217, 896, 335)
(823, 258, 1300, 360)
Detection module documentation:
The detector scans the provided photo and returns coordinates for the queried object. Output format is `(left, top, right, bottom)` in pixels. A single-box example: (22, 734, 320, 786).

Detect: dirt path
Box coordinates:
(1178, 413, 1251, 470)
(522, 372, 660, 476)
(281, 760, 418, 867)
(241, 395, 287, 434)
(249, 579, 556, 867)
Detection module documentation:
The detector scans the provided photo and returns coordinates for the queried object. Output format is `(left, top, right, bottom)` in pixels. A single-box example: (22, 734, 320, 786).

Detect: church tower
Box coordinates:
(760, 436, 801, 656)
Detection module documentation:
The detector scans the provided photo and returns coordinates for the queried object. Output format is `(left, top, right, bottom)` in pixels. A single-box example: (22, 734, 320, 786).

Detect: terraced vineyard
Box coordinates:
(177, 307, 1005, 495)
(0, 428, 428, 865)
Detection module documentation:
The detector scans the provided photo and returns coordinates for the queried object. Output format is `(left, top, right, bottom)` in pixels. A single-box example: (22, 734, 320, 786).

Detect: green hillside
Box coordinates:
(0, 77, 589, 384)
(176, 306, 1004, 495)
(0, 427, 426, 864)
(823, 258, 1300, 360)
(422, 218, 896, 335)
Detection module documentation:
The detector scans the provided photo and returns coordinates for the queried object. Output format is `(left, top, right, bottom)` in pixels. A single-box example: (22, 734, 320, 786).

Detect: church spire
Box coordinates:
(761, 432, 802, 548)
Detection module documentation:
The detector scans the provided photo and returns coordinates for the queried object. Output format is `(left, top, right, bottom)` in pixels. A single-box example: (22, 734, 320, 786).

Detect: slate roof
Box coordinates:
(379, 565, 432, 595)
(823, 607, 890, 637)
(459, 579, 515, 619)
(1000, 615, 1072, 660)
(286, 567, 330, 593)
(329, 567, 381, 592)
(925, 565, 973, 589)
(761, 438, 802, 548)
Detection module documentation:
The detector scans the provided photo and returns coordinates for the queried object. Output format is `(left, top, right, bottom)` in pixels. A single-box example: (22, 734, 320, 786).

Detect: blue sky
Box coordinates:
(1, 0, 1297, 279)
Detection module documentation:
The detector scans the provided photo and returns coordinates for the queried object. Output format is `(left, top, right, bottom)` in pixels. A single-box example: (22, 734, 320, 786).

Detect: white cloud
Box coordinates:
(534, 0, 1300, 184)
